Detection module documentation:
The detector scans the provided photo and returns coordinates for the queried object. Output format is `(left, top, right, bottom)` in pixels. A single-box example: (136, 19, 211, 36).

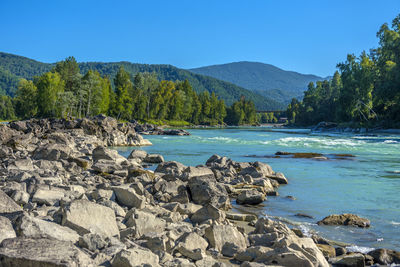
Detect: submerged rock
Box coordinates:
(317, 213, 370, 228)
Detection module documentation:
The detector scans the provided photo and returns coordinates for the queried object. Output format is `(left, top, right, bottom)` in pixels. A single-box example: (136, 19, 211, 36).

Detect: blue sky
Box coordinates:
(0, 0, 399, 77)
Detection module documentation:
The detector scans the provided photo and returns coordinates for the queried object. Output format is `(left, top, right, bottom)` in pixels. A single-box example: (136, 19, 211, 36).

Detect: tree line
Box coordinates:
(0, 57, 257, 125)
(287, 14, 400, 127)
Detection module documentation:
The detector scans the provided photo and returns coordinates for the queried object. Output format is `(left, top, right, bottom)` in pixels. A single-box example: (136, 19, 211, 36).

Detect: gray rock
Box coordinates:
(176, 232, 208, 260)
(191, 204, 226, 224)
(144, 154, 164, 163)
(236, 189, 266, 205)
(61, 199, 119, 238)
(112, 244, 160, 267)
(10, 190, 30, 205)
(0, 237, 94, 266)
(0, 189, 22, 213)
(128, 149, 148, 160)
(368, 248, 400, 265)
(16, 214, 80, 243)
(92, 146, 127, 164)
(32, 188, 66, 206)
(204, 224, 247, 253)
(113, 185, 146, 209)
(330, 253, 365, 267)
(124, 209, 167, 238)
(188, 175, 230, 209)
(79, 233, 109, 252)
(181, 166, 214, 181)
(0, 216, 16, 243)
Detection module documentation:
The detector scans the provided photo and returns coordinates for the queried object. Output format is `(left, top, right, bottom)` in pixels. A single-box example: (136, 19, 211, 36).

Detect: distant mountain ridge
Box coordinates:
(0, 52, 285, 110)
(190, 61, 325, 104)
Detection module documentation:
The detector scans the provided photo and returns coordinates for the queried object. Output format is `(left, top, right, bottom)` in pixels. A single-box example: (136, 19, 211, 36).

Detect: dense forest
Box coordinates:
(0, 52, 284, 110)
(0, 57, 257, 125)
(287, 14, 400, 128)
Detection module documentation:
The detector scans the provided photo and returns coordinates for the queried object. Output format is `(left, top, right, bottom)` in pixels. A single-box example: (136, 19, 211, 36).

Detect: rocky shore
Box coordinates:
(0, 116, 398, 266)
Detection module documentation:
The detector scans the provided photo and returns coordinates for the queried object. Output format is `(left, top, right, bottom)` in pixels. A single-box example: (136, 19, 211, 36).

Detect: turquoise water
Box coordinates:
(117, 127, 400, 252)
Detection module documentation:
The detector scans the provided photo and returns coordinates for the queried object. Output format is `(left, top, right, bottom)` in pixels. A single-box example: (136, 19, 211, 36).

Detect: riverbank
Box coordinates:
(0, 117, 398, 266)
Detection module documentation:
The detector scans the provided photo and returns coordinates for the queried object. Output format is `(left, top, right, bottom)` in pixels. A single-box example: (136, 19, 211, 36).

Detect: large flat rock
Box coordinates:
(61, 199, 119, 238)
(0, 237, 94, 266)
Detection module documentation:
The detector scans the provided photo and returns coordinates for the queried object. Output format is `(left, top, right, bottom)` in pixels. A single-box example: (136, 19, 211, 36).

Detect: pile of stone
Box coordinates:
(0, 117, 397, 266)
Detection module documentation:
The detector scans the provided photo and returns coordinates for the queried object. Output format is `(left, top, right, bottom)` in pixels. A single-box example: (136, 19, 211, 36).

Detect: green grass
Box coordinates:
(139, 119, 191, 127)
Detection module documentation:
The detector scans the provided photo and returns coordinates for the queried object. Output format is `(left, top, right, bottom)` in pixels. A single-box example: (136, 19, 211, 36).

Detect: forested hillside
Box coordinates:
(287, 14, 400, 128)
(0, 52, 284, 110)
(190, 61, 323, 104)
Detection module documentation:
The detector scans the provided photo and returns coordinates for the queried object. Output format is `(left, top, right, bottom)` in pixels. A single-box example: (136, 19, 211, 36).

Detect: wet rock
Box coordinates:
(112, 244, 160, 267)
(266, 172, 288, 184)
(0, 237, 94, 266)
(329, 253, 365, 267)
(317, 214, 370, 228)
(61, 199, 119, 238)
(0, 216, 16, 243)
(368, 248, 400, 265)
(236, 189, 266, 205)
(294, 213, 314, 219)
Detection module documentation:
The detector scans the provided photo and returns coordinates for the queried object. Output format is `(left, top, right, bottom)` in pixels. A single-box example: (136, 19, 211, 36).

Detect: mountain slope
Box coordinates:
(0, 52, 285, 110)
(190, 61, 324, 104)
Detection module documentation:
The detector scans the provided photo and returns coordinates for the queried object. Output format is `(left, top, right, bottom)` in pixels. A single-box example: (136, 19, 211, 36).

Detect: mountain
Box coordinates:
(0, 52, 285, 110)
(190, 61, 325, 104)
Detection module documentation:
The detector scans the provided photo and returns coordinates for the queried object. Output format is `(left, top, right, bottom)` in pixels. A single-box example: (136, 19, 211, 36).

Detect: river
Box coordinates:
(116, 127, 400, 252)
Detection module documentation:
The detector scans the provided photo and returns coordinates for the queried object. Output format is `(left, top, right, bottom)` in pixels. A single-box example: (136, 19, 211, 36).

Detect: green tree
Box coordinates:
(14, 79, 37, 118)
(112, 67, 133, 120)
(36, 72, 64, 117)
(0, 95, 15, 120)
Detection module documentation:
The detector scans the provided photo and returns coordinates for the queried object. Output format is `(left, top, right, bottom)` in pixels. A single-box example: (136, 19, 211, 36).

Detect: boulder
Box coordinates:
(181, 166, 214, 181)
(33, 143, 71, 161)
(144, 154, 164, 163)
(0, 189, 22, 213)
(7, 158, 35, 171)
(317, 214, 370, 228)
(368, 248, 400, 265)
(112, 244, 160, 267)
(61, 199, 119, 238)
(317, 244, 336, 258)
(190, 204, 226, 224)
(235, 246, 274, 262)
(92, 146, 126, 164)
(32, 188, 66, 206)
(78, 233, 109, 252)
(124, 209, 167, 238)
(204, 224, 247, 255)
(15, 214, 80, 243)
(330, 253, 365, 267)
(155, 161, 187, 181)
(267, 172, 288, 184)
(176, 232, 208, 261)
(112, 185, 146, 209)
(0, 237, 94, 266)
(236, 189, 266, 205)
(11, 190, 30, 205)
(0, 216, 16, 243)
(127, 149, 148, 160)
(188, 175, 230, 209)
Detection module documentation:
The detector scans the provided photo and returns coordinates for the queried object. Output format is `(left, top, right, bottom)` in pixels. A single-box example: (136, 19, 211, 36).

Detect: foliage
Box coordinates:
(0, 52, 281, 110)
(287, 14, 400, 127)
(225, 97, 257, 125)
(0, 95, 15, 120)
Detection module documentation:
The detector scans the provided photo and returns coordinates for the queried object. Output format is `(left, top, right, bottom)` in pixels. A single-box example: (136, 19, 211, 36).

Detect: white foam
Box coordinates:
(346, 245, 375, 254)
(390, 221, 400, 225)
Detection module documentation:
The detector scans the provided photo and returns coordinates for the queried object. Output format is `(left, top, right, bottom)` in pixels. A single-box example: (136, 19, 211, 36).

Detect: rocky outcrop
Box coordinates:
(0, 237, 94, 266)
(2, 117, 388, 267)
(317, 213, 371, 228)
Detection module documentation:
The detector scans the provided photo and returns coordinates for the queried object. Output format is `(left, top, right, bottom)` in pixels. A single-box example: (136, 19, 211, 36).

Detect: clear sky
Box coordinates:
(0, 0, 399, 77)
